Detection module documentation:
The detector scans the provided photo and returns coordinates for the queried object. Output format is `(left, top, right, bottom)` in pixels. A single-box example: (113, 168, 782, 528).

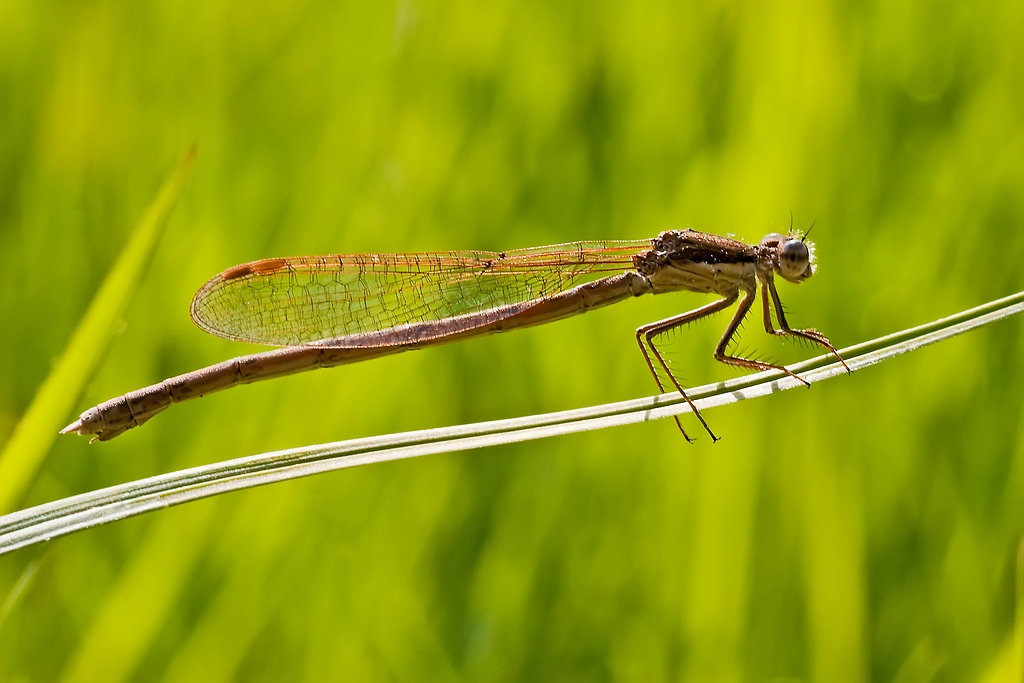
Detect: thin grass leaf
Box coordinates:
(0, 560, 40, 628)
(0, 290, 1021, 556)
(1016, 538, 1024, 683)
(0, 146, 197, 514)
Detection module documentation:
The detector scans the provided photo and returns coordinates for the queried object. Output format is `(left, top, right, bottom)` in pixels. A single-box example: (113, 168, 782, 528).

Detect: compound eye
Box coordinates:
(779, 239, 810, 280)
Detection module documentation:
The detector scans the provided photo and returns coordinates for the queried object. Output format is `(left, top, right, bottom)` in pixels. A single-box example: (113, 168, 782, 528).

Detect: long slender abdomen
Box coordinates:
(62, 272, 648, 442)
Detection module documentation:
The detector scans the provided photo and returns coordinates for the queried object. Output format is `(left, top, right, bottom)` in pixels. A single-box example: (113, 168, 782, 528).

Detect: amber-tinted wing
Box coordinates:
(189, 240, 652, 347)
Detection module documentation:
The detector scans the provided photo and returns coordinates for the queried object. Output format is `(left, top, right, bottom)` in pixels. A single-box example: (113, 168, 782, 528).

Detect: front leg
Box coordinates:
(762, 277, 851, 373)
(715, 289, 811, 386)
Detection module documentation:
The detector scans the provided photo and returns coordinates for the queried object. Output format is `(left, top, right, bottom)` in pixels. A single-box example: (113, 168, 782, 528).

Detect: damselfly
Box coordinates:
(62, 228, 847, 442)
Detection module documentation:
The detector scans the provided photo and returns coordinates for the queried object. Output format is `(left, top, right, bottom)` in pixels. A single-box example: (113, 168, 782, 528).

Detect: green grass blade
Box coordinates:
(1016, 538, 1024, 683)
(0, 146, 197, 514)
(0, 289, 1021, 555)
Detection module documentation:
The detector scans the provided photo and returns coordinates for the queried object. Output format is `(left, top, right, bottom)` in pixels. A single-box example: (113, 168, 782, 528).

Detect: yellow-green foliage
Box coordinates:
(1, 1, 1023, 681)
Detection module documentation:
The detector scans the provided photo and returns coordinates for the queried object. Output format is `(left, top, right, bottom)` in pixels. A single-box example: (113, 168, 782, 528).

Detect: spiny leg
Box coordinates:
(634, 328, 689, 440)
(762, 277, 851, 373)
(715, 289, 811, 386)
(635, 295, 738, 443)
(634, 331, 695, 441)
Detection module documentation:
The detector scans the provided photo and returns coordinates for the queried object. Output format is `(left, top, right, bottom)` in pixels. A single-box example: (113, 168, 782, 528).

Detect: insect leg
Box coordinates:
(718, 288, 810, 385)
(636, 295, 738, 443)
(763, 278, 851, 373)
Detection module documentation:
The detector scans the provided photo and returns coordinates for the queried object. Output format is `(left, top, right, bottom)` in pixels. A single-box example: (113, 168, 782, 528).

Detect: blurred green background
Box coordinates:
(2, 0, 1024, 680)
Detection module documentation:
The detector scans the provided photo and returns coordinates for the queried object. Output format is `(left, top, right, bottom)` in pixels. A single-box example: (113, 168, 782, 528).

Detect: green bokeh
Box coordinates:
(2, 1, 1023, 681)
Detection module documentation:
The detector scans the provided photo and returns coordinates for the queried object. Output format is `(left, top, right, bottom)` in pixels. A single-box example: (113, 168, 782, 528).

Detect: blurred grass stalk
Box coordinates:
(1017, 539, 1024, 683)
(0, 146, 196, 515)
(1, 288, 1022, 556)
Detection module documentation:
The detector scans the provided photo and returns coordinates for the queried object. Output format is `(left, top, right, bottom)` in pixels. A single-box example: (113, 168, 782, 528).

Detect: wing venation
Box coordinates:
(190, 241, 650, 346)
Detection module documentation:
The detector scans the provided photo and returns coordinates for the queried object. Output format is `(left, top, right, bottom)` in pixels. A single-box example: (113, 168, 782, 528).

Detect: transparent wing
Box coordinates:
(189, 240, 651, 346)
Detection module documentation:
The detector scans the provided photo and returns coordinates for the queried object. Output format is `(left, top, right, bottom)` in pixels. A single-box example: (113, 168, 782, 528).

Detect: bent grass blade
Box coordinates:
(4, 290, 1023, 555)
